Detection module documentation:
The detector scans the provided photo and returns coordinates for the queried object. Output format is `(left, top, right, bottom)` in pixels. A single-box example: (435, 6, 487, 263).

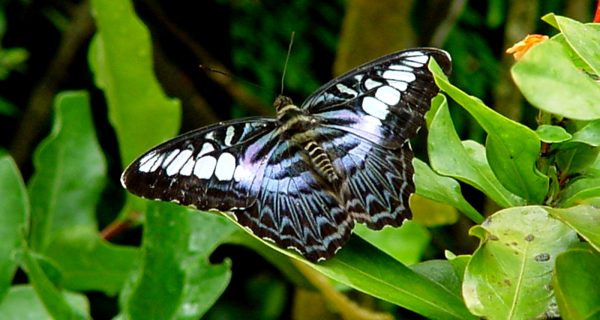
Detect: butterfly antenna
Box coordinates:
(280, 32, 295, 96)
(198, 65, 263, 90)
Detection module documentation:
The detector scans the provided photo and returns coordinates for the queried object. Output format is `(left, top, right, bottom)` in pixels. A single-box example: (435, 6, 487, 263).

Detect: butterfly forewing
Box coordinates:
(121, 48, 452, 262)
(121, 118, 278, 211)
(304, 48, 451, 148)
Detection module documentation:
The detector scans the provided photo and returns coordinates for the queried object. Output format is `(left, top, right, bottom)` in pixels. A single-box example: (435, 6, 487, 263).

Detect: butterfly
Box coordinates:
(121, 48, 452, 262)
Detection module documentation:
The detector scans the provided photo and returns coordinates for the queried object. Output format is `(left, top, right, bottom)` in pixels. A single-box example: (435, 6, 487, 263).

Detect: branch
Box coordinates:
(10, 0, 95, 167)
(143, 0, 270, 116)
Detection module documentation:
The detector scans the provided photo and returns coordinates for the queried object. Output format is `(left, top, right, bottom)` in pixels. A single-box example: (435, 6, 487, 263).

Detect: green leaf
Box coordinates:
(558, 177, 600, 208)
(430, 59, 548, 204)
(0, 154, 28, 301)
(571, 120, 600, 147)
(25, 91, 131, 295)
(536, 125, 572, 143)
(120, 203, 235, 319)
(553, 249, 600, 320)
(427, 97, 525, 208)
(89, 0, 180, 167)
(354, 221, 431, 265)
(0, 285, 89, 320)
(511, 39, 600, 120)
(28, 91, 105, 252)
(463, 206, 579, 320)
(223, 215, 475, 319)
(313, 237, 476, 320)
(547, 205, 600, 252)
(543, 14, 600, 76)
(410, 260, 462, 298)
(414, 158, 484, 223)
(445, 252, 470, 284)
(21, 250, 88, 319)
(555, 143, 599, 176)
(410, 194, 459, 226)
(43, 228, 139, 295)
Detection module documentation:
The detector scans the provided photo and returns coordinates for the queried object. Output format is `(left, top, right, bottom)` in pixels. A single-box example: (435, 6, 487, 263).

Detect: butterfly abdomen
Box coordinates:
(303, 141, 340, 184)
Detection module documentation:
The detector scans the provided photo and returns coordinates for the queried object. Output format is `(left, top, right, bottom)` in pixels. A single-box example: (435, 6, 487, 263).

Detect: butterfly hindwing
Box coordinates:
(231, 139, 354, 261)
(309, 126, 414, 229)
(121, 118, 278, 211)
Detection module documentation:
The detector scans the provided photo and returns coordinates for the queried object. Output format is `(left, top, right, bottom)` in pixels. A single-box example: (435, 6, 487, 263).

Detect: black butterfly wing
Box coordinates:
(302, 48, 452, 148)
(121, 117, 278, 211)
(300, 48, 451, 229)
(231, 139, 354, 262)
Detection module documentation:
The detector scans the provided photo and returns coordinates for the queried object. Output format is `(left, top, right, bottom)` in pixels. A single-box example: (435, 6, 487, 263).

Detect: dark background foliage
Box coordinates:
(0, 0, 595, 318)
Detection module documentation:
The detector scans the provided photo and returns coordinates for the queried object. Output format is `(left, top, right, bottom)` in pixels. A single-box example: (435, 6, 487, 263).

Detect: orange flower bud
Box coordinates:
(506, 34, 549, 61)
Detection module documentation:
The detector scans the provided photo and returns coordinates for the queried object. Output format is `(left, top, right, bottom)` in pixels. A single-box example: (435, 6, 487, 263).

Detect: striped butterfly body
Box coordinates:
(121, 48, 452, 262)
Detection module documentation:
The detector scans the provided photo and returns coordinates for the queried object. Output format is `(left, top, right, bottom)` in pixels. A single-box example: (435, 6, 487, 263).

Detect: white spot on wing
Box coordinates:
(383, 70, 416, 83)
(166, 149, 193, 176)
(198, 142, 215, 157)
(233, 164, 252, 182)
(179, 158, 195, 176)
(162, 149, 180, 168)
(406, 54, 429, 64)
(364, 79, 382, 90)
(335, 83, 357, 97)
(403, 50, 423, 56)
(150, 154, 165, 172)
(194, 156, 217, 179)
(362, 96, 388, 120)
(224, 126, 235, 146)
(139, 152, 158, 172)
(403, 60, 425, 68)
(215, 153, 236, 181)
(375, 86, 400, 105)
(388, 80, 408, 92)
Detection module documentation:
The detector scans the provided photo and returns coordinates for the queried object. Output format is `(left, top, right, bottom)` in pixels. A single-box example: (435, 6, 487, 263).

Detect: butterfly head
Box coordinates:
(273, 95, 294, 112)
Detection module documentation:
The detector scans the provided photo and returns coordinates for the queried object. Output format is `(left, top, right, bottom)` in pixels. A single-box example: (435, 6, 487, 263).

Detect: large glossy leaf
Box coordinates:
(119, 203, 235, 320)
(463, 206, 579, 319)
(414, 158, 483, 223)
(27, 91, 105, 251)
(89, 0, 180, 166)
(543, 14, 600, 76)
(553, 249, 600, 320)
(511, 39, 600, 120)
(547, 205, 600, 252)
(316, 237, 476, 319)
(0, 285, 88, 320)
(430, 60, 548, 204)
(0, 154, 28, 301)
(427, 97, 525, 208)
(226, 219, 476, 319)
